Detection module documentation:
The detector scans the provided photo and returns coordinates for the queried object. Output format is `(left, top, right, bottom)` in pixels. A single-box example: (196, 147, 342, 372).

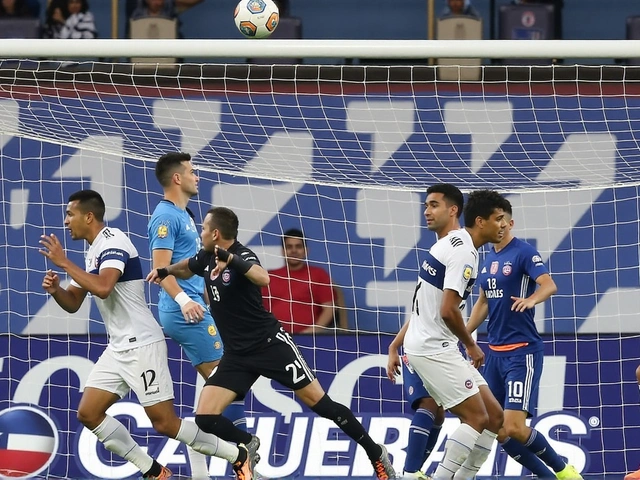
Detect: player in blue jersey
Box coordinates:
(148, 152, 247, 478)
(467, 201, 583, 479)
(387, 184, 463, 479)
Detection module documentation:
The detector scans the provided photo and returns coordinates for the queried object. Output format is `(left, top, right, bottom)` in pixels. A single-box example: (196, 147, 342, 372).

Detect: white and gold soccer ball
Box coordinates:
(234, 0, 280, 39)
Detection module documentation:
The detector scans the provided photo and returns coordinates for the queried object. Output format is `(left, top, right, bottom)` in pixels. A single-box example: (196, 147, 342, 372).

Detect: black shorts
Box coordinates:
(206, 327, 315, 397)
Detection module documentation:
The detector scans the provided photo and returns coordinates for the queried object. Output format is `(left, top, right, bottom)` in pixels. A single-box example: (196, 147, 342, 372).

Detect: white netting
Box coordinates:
(1, 59, 639, 478)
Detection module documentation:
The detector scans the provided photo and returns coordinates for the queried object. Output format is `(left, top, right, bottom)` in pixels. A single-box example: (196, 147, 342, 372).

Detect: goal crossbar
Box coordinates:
(2, 39, 640, 59)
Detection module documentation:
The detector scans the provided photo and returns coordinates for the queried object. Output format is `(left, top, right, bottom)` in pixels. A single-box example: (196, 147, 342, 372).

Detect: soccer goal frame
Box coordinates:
(1, 39, 639, 479)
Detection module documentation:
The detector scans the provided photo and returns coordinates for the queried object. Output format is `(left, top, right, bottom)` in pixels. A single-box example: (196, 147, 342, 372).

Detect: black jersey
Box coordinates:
(188, 241, 281, 354)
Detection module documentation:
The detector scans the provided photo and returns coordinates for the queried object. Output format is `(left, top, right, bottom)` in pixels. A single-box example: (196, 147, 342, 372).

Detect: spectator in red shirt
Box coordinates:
(263, 228, 335, 334)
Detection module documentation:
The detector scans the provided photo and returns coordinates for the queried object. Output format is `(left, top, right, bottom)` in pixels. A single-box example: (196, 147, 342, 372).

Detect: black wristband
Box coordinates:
(157, 267, 169, 280)
(216, 246, 231, 262)
(228, 255, 252, 275)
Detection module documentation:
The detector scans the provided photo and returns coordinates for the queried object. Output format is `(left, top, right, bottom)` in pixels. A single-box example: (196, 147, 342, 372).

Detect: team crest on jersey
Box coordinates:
(208, 325, 217, 336)
(490, 261, 499, 274)
(503, 263, 512, 276)
(214, 341, 221, 349)
(222, 269, 231, 284)
(463, 264, 473, 281)
(465, 379, 474, 389)
(157, 224, 168, 239)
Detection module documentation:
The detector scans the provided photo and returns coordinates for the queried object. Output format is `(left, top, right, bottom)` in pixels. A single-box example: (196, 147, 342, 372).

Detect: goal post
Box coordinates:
(1, 41, 639, 478)
(3, 38, 640, 59)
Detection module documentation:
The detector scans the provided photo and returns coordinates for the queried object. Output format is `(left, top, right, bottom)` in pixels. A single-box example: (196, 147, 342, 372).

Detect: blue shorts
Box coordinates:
(483, 350, 543, 417)
(402, 354, 431, 410)
(159, 308, 224, 366)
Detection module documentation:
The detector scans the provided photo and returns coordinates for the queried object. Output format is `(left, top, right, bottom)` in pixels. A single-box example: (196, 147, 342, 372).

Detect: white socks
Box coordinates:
(186, 447, 210, 479)
(453, 429, 497, 480)
(176, 419, 240, 464)
(433, 423, 480, 479)
(92, 415, 154, 474)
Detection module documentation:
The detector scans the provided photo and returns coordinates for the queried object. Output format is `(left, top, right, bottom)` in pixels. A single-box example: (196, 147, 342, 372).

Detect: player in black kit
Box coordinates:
(147, 206, 396, 480)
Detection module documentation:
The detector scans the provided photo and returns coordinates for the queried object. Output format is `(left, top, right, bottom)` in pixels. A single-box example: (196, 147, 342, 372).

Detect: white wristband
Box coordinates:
(174, 292, 191, 309)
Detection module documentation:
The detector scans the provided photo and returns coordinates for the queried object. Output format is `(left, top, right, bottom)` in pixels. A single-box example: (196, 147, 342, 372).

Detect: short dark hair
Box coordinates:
(426, 183, 464, 218)
(463, 189, 510, 227)
(205, 207, 239, 240)
(68, 189, 106, 222)
(155, 152, 191, 188)
(282, 228, 305, 246)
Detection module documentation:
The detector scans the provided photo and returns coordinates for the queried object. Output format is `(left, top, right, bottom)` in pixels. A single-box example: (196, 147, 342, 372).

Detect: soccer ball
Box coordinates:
(234, 0, 279, 39)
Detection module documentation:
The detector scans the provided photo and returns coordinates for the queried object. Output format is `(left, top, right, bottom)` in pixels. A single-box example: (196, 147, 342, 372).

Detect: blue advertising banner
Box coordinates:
(1, 334, 639, 478)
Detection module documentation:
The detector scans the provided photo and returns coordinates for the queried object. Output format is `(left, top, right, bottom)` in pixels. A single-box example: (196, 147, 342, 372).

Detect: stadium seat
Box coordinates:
(436, 16, 483, 81)
(247, 16, 303, 65)
(0, 18, 40, 39)
(626, 16, 640, 65)
(499, 3, 555, 64)
(129, 17, 178, 64)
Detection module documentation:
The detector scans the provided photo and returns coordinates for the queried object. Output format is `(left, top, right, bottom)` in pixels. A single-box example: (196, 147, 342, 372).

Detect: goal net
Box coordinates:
(1, 56, 639, 478)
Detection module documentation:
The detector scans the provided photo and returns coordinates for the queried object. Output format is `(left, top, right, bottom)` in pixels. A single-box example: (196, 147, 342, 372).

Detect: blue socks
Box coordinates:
(223, 400, 247, 431)
(502, 436, 555, 477)
(525, 429, 567, 473)
(404, 408, 437, 473)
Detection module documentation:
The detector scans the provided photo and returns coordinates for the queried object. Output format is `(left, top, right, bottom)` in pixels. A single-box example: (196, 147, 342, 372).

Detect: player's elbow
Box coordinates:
(440, 308, 458, 326)
(93, 286, 113, 299)
(253, 270, 270, 287)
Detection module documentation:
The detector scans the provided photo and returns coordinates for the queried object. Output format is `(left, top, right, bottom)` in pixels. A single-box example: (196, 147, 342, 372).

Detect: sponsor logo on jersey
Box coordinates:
(208, 325, 217, 336)
(0, 406, 59, 478)
(532, 255, 543, 263)
(481, 266, 487, 273)
(463, 264, 473, 281)
(157, 225, 168, 239)
(490, 261, 499, 274)
(421, 260, 437, 276)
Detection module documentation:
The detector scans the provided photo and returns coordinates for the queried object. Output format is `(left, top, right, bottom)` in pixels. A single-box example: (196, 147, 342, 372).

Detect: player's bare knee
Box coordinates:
(635, 364, 640, 383)
(77, 407, 101, 429)
(151, 416, 180, 438)
(496, 427, 509, 443)
(503, 418, 529, 441)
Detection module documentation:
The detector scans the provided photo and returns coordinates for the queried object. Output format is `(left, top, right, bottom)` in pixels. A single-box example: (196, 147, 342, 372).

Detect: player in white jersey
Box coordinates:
(404, 189, 509, 480)
(38, 190, 255, 480)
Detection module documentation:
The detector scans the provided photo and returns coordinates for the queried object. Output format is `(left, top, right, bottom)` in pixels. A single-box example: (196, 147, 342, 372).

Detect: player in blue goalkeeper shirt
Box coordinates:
(148, 152, 246, 478)
(468, 201, 582, 479)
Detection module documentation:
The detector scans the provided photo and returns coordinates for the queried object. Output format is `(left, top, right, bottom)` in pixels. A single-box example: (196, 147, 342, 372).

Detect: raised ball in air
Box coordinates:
(234, 0, 280, 39)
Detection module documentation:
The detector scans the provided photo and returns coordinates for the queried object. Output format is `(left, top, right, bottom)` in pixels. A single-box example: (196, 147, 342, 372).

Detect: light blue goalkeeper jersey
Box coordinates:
(148, 199, 204, 312)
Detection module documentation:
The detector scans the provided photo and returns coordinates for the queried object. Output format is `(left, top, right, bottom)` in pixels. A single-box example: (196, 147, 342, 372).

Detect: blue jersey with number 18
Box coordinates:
(148, 200, 204, 312)
(477, 237, 548, 355)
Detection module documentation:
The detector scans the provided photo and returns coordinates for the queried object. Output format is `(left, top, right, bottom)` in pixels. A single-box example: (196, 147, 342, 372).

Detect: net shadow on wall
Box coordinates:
(435, 15, 483, 82)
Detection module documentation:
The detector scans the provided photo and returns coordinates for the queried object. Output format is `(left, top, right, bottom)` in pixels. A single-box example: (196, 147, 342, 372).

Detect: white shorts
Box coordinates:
(406, 349, 487, 410)
(85, 341, 175, 407)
